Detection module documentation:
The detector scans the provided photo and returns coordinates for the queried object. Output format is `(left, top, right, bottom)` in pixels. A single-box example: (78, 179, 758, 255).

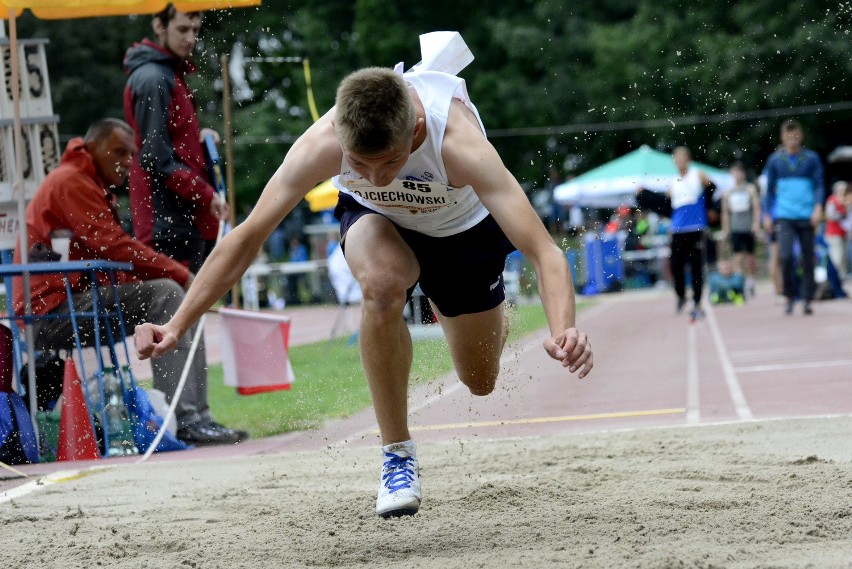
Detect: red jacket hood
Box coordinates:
(60, 137, 104, 186)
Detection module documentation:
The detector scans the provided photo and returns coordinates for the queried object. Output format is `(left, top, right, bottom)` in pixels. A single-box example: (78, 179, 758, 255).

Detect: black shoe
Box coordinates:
(803, 302, 813, 316)
(177, 421, 241, 446)
(202, 418, 249, 442)
(676, 297, 687, 314)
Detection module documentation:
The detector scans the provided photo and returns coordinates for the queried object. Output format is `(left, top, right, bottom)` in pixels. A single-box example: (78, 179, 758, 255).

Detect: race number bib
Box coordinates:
(727, 191, 751, 213)
(342, 178, 458, 215)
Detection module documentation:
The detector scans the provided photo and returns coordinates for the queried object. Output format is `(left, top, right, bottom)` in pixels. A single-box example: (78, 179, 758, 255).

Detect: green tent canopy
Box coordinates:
(553, 145, 732, 208)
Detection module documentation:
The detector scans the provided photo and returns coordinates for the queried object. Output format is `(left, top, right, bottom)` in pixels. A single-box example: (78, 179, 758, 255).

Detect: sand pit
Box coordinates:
(3, 415, 851, 568)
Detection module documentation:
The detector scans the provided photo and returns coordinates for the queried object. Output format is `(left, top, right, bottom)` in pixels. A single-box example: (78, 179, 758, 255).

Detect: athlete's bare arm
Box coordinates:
(135, 111, 344, 359)
(720, 192, 731, 238)
(750, 183, 762, 233)
(441, 99, 592, 378)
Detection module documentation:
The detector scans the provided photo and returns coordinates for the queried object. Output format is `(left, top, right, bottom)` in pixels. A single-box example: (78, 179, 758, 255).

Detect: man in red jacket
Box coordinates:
(123, 4, 227, 272)
(13, 118, 245, 446)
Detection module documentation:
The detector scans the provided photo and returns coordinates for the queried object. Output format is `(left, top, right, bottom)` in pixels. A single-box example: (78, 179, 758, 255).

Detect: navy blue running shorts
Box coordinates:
(334, 193, 516, 317)
(730, 232, 755, 254)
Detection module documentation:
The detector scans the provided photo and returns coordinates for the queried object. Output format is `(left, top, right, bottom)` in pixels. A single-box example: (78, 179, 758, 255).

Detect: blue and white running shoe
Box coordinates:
(376, 440, 421, 518)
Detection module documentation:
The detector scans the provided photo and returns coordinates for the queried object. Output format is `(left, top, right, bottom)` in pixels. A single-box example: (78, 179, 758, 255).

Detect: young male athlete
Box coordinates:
(135, 49, 593, 518)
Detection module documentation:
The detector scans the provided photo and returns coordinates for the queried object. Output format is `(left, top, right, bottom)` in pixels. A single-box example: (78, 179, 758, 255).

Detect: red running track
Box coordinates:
(3, 284, 850, 495)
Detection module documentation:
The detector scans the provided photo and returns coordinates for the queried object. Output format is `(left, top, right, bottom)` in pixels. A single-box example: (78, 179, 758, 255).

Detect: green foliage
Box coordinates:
(15, 1, 852, 212)
(579, 1, 852, 166)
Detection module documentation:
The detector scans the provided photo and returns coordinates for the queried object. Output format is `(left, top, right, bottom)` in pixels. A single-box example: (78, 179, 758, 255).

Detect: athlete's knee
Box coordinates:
(458, 369, 499, 396)
(359, 272, 410, 315)
(464, 378, 497, 397)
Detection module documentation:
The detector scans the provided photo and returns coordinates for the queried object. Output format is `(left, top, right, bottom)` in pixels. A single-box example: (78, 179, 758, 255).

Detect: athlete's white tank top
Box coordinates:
(670, 168, 707, 233)
(670, 168, 703, 209)
(332, 69, 490, 237)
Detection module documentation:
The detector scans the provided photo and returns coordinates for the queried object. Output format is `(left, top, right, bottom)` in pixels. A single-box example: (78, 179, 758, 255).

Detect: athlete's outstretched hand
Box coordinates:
(135, 322, 180, 360)
(543, 328, 593, 379)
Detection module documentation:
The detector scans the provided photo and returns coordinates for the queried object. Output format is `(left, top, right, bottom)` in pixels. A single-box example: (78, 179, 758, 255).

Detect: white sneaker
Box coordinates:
(376, 440, 421, 518)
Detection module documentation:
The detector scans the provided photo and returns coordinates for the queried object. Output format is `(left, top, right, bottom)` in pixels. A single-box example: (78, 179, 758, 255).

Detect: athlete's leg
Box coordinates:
(768, 239, 782, 296)
(731, 235, 745, 275)
(343, 214, 419, 445)
(690, 232, 705, 305)
(776, 219, 797, 300)
(730, 252, 740, 274)
(431, 302, 507, 396)
(796, 221, 816, 304)
(670, 233, 688, 306)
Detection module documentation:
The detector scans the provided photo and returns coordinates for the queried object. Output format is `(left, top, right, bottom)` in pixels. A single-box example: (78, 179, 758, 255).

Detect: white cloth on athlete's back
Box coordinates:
(392, 31, 474, 76)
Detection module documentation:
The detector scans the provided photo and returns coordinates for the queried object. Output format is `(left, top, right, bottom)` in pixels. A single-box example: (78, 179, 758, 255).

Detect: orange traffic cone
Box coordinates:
(57, 359, 100, 461)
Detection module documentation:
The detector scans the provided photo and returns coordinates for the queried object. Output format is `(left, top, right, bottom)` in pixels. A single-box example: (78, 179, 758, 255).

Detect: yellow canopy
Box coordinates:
(304, 180, 339, 212)
(0, 0, 259, 19)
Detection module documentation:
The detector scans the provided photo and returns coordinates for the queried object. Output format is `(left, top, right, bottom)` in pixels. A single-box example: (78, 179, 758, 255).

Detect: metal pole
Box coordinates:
(220, 53, 240, 308)
(9, 11, 39, 444)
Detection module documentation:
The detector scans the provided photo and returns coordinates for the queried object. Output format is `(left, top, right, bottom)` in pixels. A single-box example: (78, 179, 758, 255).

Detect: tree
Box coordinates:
(15, 0, 852, 213)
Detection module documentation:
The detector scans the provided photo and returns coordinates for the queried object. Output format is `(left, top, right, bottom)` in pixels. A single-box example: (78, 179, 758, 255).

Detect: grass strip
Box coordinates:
(206, 302, 557, 437)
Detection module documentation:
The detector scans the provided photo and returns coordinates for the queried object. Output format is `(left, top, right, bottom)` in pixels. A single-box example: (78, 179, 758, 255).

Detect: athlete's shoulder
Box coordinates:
(443, 99, 488, 162)
(694, 167, 710, 183)
(765, 150, 785, 167)
(446, 97, 481, 128)
(802, 148, 822, 163)
(285, 111, 342, 175)
(298, 110, 339, 149)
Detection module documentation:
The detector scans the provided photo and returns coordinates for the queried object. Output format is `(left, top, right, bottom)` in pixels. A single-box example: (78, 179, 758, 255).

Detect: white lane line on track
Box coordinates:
(686, 324, 701, 424)
(730, 348, 841, 361)
(330, 299, 614, 448)
(730, 350, 845, 365)
(704, 301, 753, 420)
(735, 359, 852, 374)
(1, 466, 113, 505)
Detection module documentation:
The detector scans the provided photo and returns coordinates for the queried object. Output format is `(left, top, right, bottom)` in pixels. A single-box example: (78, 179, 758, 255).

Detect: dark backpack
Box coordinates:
(19, 351, 65, 413)
(0, 390, 39, 465)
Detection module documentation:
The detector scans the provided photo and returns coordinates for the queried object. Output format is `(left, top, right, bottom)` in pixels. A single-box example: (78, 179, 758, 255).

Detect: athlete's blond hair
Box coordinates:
(334, 67, 416, 155)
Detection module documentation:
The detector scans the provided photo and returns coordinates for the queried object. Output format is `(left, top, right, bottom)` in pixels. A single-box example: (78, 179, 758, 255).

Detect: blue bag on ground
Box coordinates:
(1, 391, 40, 464)
(123, 383, 190, 453)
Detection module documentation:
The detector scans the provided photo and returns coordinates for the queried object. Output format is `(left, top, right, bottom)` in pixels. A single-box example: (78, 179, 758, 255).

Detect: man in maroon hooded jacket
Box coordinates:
(123, 4, 227, 273)
(14, 118, 246, 446)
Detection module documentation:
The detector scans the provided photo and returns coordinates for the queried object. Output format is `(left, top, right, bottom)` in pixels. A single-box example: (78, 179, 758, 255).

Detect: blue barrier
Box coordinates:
(581, 233, 624, 295)
(565, 250, 581, 288)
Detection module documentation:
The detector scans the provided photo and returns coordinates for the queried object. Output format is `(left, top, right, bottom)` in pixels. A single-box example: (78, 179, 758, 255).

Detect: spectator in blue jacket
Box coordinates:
(762, 119, 824, 315)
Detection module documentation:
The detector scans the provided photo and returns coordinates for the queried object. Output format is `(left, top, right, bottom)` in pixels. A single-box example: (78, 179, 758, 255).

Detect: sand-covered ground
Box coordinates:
(3, 415, 851, 568)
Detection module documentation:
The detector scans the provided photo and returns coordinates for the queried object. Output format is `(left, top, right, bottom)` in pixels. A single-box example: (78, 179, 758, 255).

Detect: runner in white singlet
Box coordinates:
(135, 33, 593, 519)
